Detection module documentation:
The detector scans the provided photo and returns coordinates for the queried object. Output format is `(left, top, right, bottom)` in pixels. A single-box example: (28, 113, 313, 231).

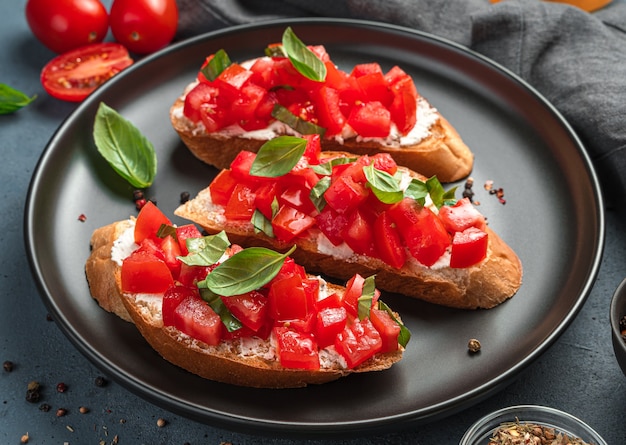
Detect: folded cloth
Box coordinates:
(176, 0, 626, 207)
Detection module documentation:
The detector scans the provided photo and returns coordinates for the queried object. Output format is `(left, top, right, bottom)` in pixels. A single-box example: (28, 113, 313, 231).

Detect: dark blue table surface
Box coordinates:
(2, 1, 625, 444)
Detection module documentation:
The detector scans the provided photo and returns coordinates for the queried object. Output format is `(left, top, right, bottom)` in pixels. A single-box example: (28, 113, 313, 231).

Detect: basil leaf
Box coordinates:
(200, 49, 231, 81)
(178, 231, 230, 266)
(425, 176, 457, 209)
(282, 27, 327, 82)
(378, 301, 411, 348)
(252, 209, 274, 238)
(404, 178, 429, 206)
(271, 104, 326, 136)
(364, 164, 404, 204)
(357, 275, 377, 321)
(156, 224, 177, 240)
(310, 176, 331, 212)
(311, 156, 357, 176)
(204, 245, 297, 296)
(197, 284, 243, 332)
(93, 102, 157, 189)
(0, 84, 36, 114)
(249, 136, 307, 177)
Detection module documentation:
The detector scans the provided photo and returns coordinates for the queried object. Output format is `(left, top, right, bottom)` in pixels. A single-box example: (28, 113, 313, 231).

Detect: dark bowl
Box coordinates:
(610, 278, 626, 376)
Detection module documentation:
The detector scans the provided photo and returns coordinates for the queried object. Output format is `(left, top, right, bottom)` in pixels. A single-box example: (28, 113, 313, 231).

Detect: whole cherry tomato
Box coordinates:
(40, 43, 134, 102)
(109, 0, 178, 54)
(25, 0, 109, 54)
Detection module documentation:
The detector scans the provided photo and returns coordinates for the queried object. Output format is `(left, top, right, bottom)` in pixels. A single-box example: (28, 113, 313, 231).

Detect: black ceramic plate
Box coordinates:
(25, 19, 604, 436)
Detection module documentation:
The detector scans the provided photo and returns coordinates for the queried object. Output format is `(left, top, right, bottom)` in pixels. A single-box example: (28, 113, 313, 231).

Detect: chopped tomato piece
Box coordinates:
(347, 101, 391, 138)
(356, 72, 394, 106)
(450, 227, 488, 268)
(121, 251, 174, 294)
(209, 170, 238, 206)
(370, 153, 398, 176)
(310, 86, 346, 136)
(315, 306, 347, 348)
(171, 292, 223, 346)
(271, 205, 316, 242)
(177, 263, 211, 287)
(315, 205, 350, 246)
(350, 62, 384, 78)
(268, 273, 310, 322)
(215, 62, 253, 99)
(273, 327, 320, 370)
(221, 290, 269, 332)
(335, 318, 382, 368)
(302, 134, 322, 165)
(134, 201, 172, 244)
(369, 308, 401, 353)
(343, 208, 376, 257)
(162, 285, 195, 328)
(175, 224, 204, 256)
(438, 198, 487, 234)
(254, 182, 280, 220)
(374, 212, 406, 269)
(324, 175, 369, 214)
(224, 184, 256, 221)
(342, 274, 365, 317)
(183, 82, 218, 123)
(160, 235, 182, 278)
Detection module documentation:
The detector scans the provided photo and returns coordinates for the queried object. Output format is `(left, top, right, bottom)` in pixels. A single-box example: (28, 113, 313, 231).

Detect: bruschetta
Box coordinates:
(174, 136, 523, 309)
(170, 27, 473, 183)
(85, 202, 409, 388)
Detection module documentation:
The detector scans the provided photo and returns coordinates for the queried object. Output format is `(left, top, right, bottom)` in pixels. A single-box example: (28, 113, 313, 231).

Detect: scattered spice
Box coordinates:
(488, 419, 595, 445)
(484, 180, 506, 205)
(3, 360, 13, 372)
(156, 417, 167, 427)
(39, 403, 51, 412)
(56, 407, 67, 417)
(180, 191, 191, 204)
(79, 406, 90, 414)
(25, 381, 41, 403)
(94, 376, 108, 387)
(462, 177, 476, 203)
(20, 433, 29, 443)
(468, 338, 481, 353)
(78, 213, 87, 222)
(56, 382, 68, 393)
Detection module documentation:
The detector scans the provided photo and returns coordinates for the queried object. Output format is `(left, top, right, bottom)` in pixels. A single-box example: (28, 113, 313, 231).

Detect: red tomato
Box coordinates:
(224, 184, 256, 221)
(323, 175, 369, 214)
(109, 0, 178, 54)
(40, 43, 133, 102)
(159, 235, 182, 278)
(374, 212, 406, 269)
(347, 101, 392, 138)
(315, 306, 347, 348)
(438, 198, 487, 234)
(209, 170, 238, 206)
(162, 285, 195, 328)
(171, 292, 223, 346)
(133, 201, 172, 244)
(315, 206, 350, 246)
(121, 250, 174, 294)
(221, 291, 269, 333)
(26, 0, 109, 54)
(342, 274, 365, 317)
(450, 228, 489, 268)
(369, 308, 400, 353)
(273, 327, 320, 370)
(271, 205, 316, 242)
(343, 209, 376, 257)
(267, 273, 309, 322)
(175, 224, 203, 256)
(334, 318, 383, 368)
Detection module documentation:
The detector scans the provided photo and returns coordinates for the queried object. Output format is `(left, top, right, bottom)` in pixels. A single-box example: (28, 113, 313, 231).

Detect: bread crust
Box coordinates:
(85, 219, 404, 388)
(170, 88, 474, 183)
(174, 156, 522, 310)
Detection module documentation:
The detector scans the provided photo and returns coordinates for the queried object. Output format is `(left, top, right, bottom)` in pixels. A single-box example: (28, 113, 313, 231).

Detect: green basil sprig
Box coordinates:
(200, 49, 231, 81)
(281, 27, 327, 82)
(363, 164, 404, 204)
(357, 275, 377, 321)
(178, 231, 230, 267)
(93, 102, 157, 189)
(0, 84, 36, 114)
(197, 284, 243, 332)
(271, 104, 326, 136)
(378, 300, 411, 348)
(204, 245, 297, 296)
(249, 136, 308, 177)
(405, 176, 457, 209)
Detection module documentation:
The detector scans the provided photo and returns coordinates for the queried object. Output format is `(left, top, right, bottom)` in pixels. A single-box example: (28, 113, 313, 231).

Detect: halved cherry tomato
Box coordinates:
(26, 0, 109, 54)
(109, 0, 178, 54)
(40, 43, 134, 102)
(134, 201, 172, 244)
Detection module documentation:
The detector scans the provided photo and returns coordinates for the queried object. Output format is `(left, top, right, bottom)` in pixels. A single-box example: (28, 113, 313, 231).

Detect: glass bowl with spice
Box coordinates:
(459, 405, 607, 445)
(610, 277, 626, 377)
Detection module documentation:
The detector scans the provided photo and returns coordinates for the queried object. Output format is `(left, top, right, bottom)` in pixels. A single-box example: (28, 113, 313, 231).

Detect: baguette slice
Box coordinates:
(174, 153, 522, 310)
(85, 220, 404, 388)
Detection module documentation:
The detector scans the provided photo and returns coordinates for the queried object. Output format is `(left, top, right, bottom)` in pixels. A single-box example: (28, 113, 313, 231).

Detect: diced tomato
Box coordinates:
(338, 155, 370, 184)
(273, 327, 320, 370)
(315, 205, 350, 246)
(374, 212, 406, 269)
(221, 290, 269, 332)
(310, 86, 346, 136)
(314, 292, 343, 311)
(160, 235, 182, 278)
(369, 308, 400, 353)
(134, 201, 172, 244)
(229, 150, 260, 185)
(269, 257, 306, 285)
(302, 134, 322, 165)
(224, 183, 256, 221)
(248, 56, 278, 89)
(175, 224, 204, 256)
(438, 198, 487, 234)
(215, 63, 253, 100)
(347, 101, 391, 138)
(182, 82, 219, 123)
(315, 306, 347, 348)
(342, 274, 365, 317)
(209, 170, 238, 207)
(335, 318, 382, 368)
(134, 237, 165, 261)
(231, 83, 268, 128)
(268, 273, 310, 322)
(278, 185, 316, 215)
(286, 313, 316, 334)
(324, 61, 349, 91)
(370, 153, 398, 176)
(343, 208, 376, 257)
(177, 263, 211, 287)
(350, 62, 384, 78)
(356, 71, 394, 106)
(121, 250, 174, 294)
(388, 198, 450, 267)
(385, 66, 418, 134)
(162, 285, 195, 327)
(324, 175, 369, 214)
(450, 227, 489, 268)
(254, 182, 280, 220)
(271, 205, 316, 242)
(171, 292, 223, 346)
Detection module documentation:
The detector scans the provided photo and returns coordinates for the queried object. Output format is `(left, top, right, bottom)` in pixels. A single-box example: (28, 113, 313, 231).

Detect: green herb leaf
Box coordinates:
(252, 209, 274, 238)
(282, 27, 327, 82)
(311, 156, 358, 176)
(249, 136, 307, 177)
(363, 164, 404, 204)
(0, 84, 36, 114)
(310, 176, 331, 212)
(156, 224, 178, 240)
(204, 245, 297, 296)
(357, 275, 377, 321)
(403, 178, 429, 205)
(93, 102, 157, 189)
(271, 104, 326, 136)
(264, 44, 287, 58)
(200, 49, 231, 81)
(197, 284, 243, 332)
(178, 231, 230, 267)
(378, 301, 411, 348)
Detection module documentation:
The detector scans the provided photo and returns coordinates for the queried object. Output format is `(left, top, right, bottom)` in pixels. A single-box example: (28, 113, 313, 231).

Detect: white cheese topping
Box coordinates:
(111, 223, 138, 266)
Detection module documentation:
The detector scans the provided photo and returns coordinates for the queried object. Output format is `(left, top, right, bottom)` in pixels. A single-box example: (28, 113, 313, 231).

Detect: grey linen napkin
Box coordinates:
(176, 0, 626, 207)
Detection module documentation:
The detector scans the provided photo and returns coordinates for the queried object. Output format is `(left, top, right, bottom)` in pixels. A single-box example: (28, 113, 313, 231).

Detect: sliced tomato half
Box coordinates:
(40, 43, 134, 102)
